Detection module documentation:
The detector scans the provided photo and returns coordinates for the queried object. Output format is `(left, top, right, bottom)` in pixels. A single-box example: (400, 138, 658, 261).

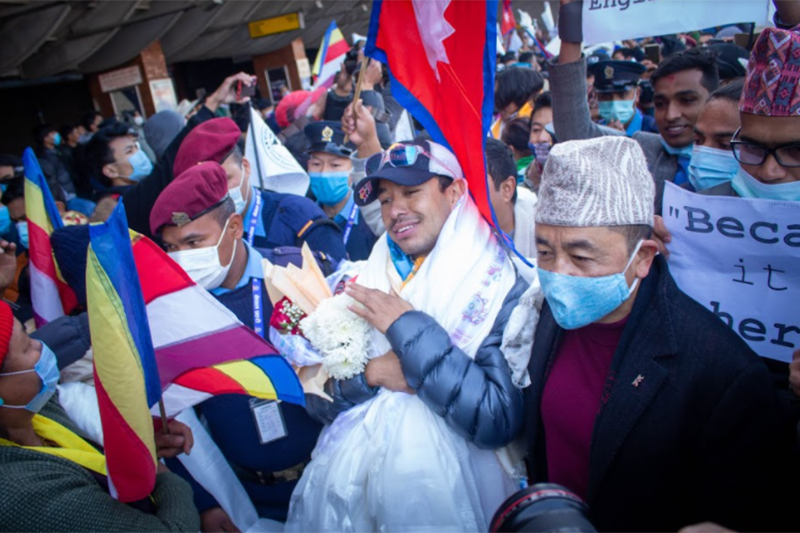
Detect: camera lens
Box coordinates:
(490, 483, 596, 533)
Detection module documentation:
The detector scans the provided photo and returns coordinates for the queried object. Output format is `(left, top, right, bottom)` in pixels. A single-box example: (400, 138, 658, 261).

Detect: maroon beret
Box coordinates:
(150, 161, 229, 235)
(173, 117, 241, 177)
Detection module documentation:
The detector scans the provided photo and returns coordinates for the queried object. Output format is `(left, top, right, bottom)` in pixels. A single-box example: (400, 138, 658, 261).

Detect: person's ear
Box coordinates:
(502, 176, 516, 202)
(229, 213, 244, 239)
(102, 163, 119, 179)
(449, 179, 467, 206)
(634, 239, 659, 279)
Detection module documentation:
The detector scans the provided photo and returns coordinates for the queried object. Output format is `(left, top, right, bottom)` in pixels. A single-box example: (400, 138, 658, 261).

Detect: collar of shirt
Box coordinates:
(243, 186, 266, 238)
(333, 191, 358, 226)
(625, 109, 644, 137)
(210, 241, 264, 296)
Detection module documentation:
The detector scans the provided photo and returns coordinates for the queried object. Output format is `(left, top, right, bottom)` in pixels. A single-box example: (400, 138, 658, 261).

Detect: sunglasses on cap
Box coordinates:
(366, 143, 459, 178)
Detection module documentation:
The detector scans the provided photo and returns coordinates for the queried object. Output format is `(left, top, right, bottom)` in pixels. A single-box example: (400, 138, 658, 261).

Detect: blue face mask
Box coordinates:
(309, 171, 351, 206)
(0, 342, 59, 413)
(538, 241, 643, 330)
(53, 132, 62, 147)
(16, 221, 28, 249)
(598, 99, 636, 124)
(731, 166, 800, 202)
(127, 148, 153, 182)
(688, 146, 740, 191)
(0, 206, 11, 235)
(659, 137, 694, 157)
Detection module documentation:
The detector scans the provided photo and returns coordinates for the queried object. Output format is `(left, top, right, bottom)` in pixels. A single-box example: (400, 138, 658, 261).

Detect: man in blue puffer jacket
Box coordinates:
(285, 140, 531, 532)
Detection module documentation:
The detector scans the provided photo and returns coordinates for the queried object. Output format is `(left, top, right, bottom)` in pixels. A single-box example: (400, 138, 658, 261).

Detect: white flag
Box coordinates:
(245, 107, 309, 196)
(541, 2, 555, 33)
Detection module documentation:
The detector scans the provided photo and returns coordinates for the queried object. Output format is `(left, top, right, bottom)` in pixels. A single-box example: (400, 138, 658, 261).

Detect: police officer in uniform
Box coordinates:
(588, 60, 658, 137)
(304, 121, 377, 261)
(172, 118, 347, 264)
(151, 162, 323, 531)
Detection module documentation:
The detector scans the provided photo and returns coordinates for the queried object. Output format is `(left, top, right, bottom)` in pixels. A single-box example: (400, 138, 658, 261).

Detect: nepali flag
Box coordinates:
(366, 0, 501, 230)
(22, 148, 77, 326)
(87, 201, 162, 503)
(312, 20, 349, 90)
(500, 0, 515, 36)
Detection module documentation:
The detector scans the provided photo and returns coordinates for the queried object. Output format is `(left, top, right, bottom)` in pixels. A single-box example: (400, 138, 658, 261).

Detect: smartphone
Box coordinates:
(644, 44, 661, 65)
(236, 80, 257, 100)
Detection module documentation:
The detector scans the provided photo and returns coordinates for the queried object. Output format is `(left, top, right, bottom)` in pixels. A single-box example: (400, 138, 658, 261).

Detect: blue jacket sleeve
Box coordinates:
(31, 313, 91, 370)
(305, 374, 378, 425)
(385, 277, 528, 449)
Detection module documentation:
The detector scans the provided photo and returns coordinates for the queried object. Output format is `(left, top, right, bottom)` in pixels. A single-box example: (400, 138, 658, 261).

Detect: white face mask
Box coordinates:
(133, 116, 144, 127)
(229, 164, 251, 215)
(168, 219, 237, 290)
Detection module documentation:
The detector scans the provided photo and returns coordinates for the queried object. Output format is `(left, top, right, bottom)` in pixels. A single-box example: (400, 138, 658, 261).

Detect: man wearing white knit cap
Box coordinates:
(523, 136, 796, 531)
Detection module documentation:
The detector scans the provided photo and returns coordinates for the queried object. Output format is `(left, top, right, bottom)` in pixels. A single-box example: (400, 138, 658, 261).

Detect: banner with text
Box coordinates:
(663, 183, 800, 362)
(583, 0, 769, 45)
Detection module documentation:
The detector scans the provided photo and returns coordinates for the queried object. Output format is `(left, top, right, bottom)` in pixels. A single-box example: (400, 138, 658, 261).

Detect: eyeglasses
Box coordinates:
(730, 128, 800, 168)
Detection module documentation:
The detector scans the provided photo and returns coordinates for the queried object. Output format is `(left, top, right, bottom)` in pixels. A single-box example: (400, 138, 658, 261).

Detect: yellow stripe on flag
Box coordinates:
(215, 361, 278, 400)
(24, 179, 53, 235)
(86, 248, 156, 464)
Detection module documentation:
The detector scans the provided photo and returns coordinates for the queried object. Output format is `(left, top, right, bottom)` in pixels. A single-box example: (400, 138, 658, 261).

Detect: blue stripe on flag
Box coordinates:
(22, 148, 65, 232)
(89, 202, 162, 407)
(252, 355, 305, 406)
(319, 20, 337, 72)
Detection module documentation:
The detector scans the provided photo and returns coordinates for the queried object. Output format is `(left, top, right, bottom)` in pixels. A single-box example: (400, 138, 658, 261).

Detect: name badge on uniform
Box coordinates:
(249, 398, 288, 444)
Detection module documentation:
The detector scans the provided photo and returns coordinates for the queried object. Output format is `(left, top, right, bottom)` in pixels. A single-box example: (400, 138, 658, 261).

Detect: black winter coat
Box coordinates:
(525, 256, 799, 532)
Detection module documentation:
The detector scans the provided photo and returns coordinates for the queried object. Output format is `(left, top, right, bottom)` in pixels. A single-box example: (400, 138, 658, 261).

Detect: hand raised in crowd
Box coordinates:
(0, 239, 17, 292)
(364, 350, 415, 394)
(155, 419, 194, 459)
(200, 507, 242, 533)
(652, 214, 672, 259)
(345, 282, 413, 335)
(205, 72, 258, 113)
(362, 59, 383, 91)
(342, 99, 382, 158)
(789, 349, 800, 398)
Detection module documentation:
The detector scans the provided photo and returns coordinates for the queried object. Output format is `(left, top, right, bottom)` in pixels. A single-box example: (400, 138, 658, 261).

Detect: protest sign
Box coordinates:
(583, 0, 769, 45)
(663, 182, 800, 362)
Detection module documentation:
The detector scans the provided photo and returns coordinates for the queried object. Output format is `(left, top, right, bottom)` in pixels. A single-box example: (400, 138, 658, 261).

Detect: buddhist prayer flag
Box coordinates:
(87, 201, 160, 503)
(366, 0, 500, 228)
(22, 148, 77, 326)
(159, 355, 305, 417)
(312, 20, 349, 89)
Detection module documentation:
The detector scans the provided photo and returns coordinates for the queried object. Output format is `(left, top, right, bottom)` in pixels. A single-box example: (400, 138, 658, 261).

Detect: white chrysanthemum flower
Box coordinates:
(300, 294, 372, 380)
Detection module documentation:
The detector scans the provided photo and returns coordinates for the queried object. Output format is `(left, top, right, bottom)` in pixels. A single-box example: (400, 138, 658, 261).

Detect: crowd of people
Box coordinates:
(1, 0, 800, 531)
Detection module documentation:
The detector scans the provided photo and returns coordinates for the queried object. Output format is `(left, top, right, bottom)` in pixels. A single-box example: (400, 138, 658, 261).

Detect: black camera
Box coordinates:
(490, 483, 596, 533)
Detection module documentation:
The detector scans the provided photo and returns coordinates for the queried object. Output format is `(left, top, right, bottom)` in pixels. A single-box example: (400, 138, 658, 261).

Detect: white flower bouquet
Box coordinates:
(263, 245, 372, 397)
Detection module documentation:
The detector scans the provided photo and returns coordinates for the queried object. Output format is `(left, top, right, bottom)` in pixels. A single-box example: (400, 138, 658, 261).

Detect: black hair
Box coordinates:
(485, 138, 518, 201)
(518, 51, 535, 64)
(81, 110, 102, 130)
(435, 175, 454, 192)
(59, 124, 79, 140)
(83, 122, 135, 186)
(495, 67, 544, 112)
(227, 144, 244, 165)
(1, 177, 24, 206)
(33, 124, 56, 146)
(609, 224, 653, 254)
(708, 77, 744, 104)
(650, 47, 719, 94)
(532, 91, 552, 115)
(213, 197, 236, 228)
(502, 118, 532, 153)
